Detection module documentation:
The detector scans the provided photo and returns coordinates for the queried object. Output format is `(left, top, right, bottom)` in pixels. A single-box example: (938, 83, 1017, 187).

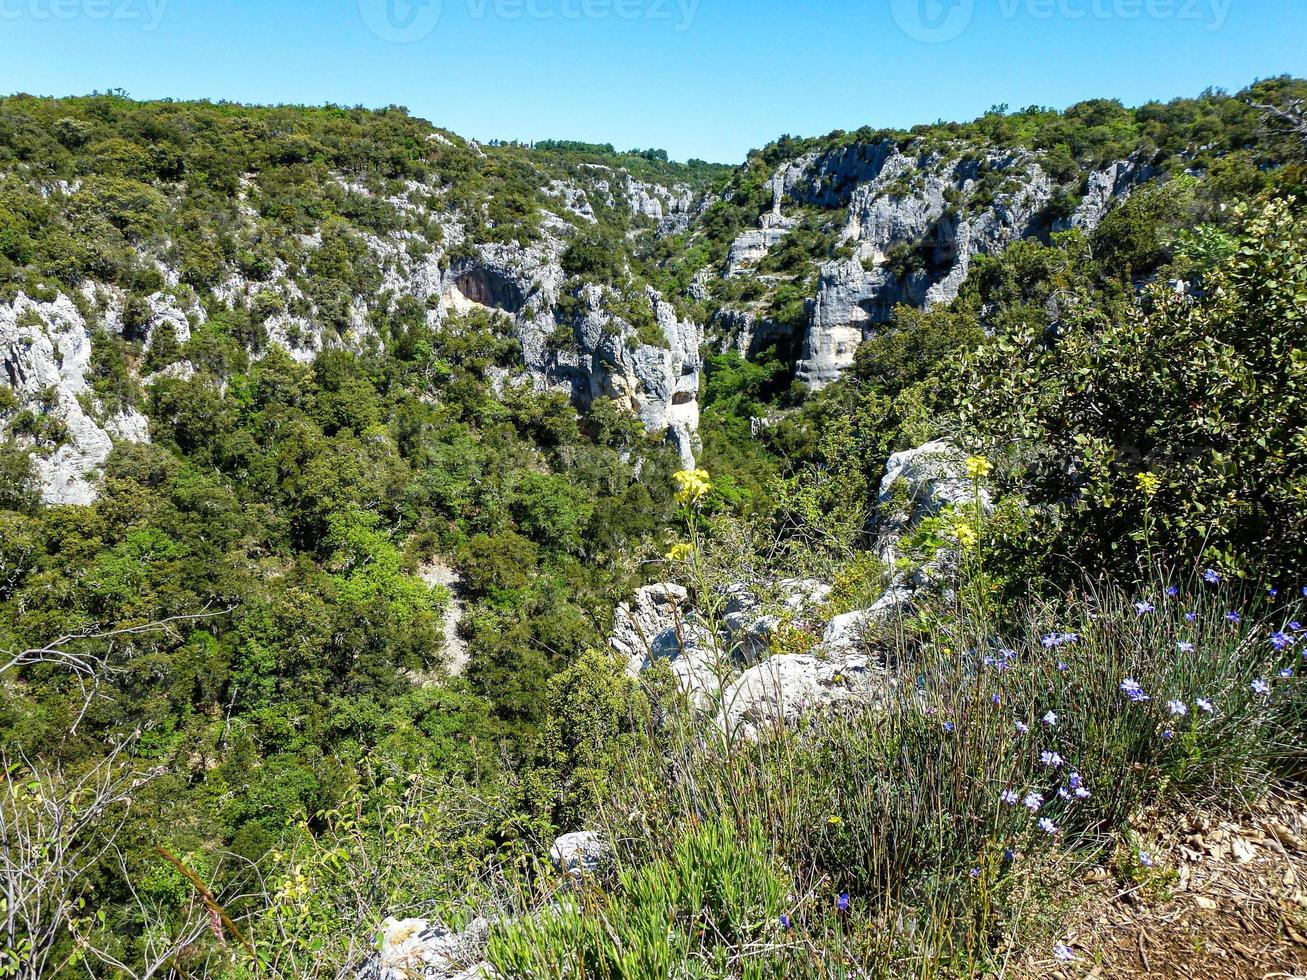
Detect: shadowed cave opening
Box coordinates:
(450, 267, 524, 314)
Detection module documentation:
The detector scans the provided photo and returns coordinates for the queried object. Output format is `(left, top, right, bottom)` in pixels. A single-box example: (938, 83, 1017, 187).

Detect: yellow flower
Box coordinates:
(1135, 472, 1161, 498)
(664, 542, 694, 562)
(952, 522, 978, 550)
(827, 815, 843, 827)
(964, 455, 993, 481)
(672, 468, 712, 505)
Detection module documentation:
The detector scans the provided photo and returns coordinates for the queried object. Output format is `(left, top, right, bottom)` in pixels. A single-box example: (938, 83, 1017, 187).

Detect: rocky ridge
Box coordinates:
(1, 123, 1165, 503)
(712, 141, 1156, 386)
(2, 165, 706, 502)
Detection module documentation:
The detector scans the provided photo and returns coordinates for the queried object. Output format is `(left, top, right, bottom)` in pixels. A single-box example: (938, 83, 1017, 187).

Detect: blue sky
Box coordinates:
(0, 0, 1303, 162)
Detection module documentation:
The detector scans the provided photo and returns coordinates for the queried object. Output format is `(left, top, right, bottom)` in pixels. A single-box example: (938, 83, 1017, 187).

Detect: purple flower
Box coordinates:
(1139, 850, 1154, 868)
(1121, 678, 1150, 703)
(1056, 661, 1069, 672)
(1271, 631, 1293, 650)
(780, 913, 792, 930)
(1281, 667, 1295, 679)
(1054, 943, 1075, 962)
(1293, 621, 1305, 632)
(1042, 711, 1058, 727)
(1185, 611, 1198, 623)
(837, 891, 850, 912)
(1074, 785, 1091, 800)
(1166, 586, 1180, 597)
(1134, 601, 1155, 616)
(1226, 611, 1242, 625)
(1042, 632, 1079, 649)
(1023, 791, 1044, 813)
(1015, 720, 1030, 734)
(1040, 750, 1065, 769)
(1252, 678, 1271, 695)
(1176, 641, 1194, 653)
(1204, 569, 1220, 585)
(1166, 699, 1187, 717)
(992, 694, 1002, 707)
(942, 721, 955, 733)
(1039, 817, 1059, 835)
(1162, 729, 1175, 740)
(968, 867, 981, 879)
(1269, 587, 1279, 598)
(1196, 698, 1214, 714)
(1000, 789, 1019, 806)
(1068, 772, 1084, 790)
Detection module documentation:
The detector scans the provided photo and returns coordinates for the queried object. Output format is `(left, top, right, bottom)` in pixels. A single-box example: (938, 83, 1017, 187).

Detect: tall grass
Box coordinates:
(488, 574, 1307, 977)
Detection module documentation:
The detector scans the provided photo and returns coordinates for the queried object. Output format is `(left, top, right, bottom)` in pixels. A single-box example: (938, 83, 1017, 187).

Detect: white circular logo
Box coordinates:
(359, 0, 443, 43)
(890, 0, 974, 43)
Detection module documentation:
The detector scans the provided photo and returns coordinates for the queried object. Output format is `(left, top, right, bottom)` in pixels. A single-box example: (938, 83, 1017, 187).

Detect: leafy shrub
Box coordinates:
(959, 197, 1307, 585)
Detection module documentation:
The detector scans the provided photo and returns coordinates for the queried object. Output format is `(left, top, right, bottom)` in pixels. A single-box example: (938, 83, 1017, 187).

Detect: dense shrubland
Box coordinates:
(3, 81, 1307, 977)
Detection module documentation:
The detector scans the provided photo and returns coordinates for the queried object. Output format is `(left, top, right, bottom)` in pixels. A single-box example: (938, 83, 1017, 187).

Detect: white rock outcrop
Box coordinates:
(875, 440, 991, 566)
(717, 652, 893, 740)
(0, 291, 150, 504)
(609, 582, 690, 670)
(357, 916, 490, 980)
(549, 831, 610, 878)
(712, 141, 1156, 389)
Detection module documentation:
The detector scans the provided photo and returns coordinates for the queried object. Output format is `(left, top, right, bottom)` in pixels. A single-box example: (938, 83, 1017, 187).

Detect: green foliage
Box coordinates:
(958, 197, 1307, 585)
(487, 819, 788, 980)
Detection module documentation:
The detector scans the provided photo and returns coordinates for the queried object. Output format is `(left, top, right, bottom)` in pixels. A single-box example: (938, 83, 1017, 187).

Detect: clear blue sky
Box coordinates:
(0, 0, 1303, 162)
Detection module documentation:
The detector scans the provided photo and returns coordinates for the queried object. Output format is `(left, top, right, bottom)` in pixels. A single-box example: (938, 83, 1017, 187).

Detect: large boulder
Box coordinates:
(717, 652, 893, 740)
(637, 621, 725, 709)
(817, 582, 915, 654)
(357, 917, 490, 980)
(874, 440, 991, 566)
(609, 583, 690, 671)
(722, 578, 833, 660)
(549, 831, 610, 878)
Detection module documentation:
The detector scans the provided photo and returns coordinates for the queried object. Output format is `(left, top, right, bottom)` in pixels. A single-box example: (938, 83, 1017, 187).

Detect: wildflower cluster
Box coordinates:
(1134, 472, 1161, 497)
(672, 468, 711, 506)
(952, 522, 978, 550)
(663, 542, 694, 562)
(964, 455, 993, 481)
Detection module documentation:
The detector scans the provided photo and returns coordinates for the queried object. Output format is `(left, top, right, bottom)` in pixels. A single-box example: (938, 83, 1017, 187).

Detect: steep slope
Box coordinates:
(0, 99, 722, 501)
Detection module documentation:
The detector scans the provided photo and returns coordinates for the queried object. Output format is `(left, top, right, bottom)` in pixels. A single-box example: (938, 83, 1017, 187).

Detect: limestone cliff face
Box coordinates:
(714, 141, 1156, 387)
(0, 288, 188, 504)
(0, 124, 1160, 503)
(0, 163, 705, 503)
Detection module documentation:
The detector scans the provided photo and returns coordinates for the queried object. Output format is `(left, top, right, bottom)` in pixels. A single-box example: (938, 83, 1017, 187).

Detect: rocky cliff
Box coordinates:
(710, 141, 1155, 387)
(1, 160, 707, 502)
(0, 101, 1179, 503)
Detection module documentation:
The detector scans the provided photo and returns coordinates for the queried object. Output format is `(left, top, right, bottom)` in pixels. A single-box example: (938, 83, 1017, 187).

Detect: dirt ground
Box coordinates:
(1017, 795, 1307, 979)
